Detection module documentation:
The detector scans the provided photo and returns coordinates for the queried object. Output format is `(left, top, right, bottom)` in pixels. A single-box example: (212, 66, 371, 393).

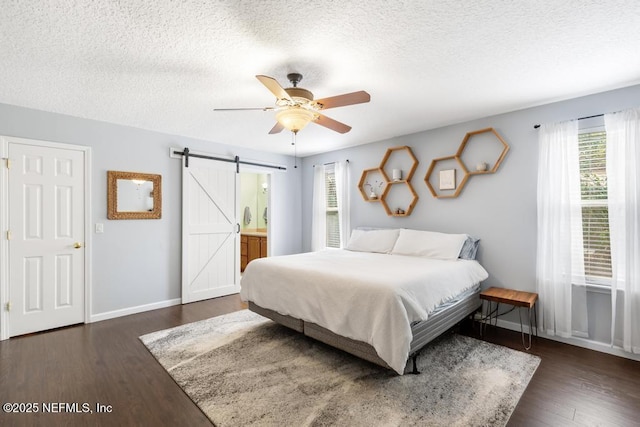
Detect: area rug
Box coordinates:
(140, 310, 540, 427)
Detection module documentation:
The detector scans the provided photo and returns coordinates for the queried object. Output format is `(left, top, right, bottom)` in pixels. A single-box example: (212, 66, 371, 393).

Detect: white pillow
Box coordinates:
(391, 229, 467, 260)
(345, 229, 400, 253)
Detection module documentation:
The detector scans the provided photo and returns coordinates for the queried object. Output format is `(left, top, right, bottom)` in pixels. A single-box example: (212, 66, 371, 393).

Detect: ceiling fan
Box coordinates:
(214, 73, 370, 135)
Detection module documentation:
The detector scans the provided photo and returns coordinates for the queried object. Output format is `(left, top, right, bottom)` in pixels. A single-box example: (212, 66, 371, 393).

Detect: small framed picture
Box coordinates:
(439, 169, 456, 190)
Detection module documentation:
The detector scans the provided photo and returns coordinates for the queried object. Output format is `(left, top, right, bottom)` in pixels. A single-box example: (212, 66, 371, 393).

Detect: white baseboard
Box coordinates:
(89, 298, 182, 323)
(486, 316, 640, 362)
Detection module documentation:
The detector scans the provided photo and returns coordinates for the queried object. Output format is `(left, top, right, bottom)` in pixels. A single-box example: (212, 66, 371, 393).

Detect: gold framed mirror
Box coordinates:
(107, 171, 162, 219)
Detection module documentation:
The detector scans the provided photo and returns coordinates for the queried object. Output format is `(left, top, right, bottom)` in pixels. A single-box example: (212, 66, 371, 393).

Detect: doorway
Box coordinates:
(239, 172, 270, 272)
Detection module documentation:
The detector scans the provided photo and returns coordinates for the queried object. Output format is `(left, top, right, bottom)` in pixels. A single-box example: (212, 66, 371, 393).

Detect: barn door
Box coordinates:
(181, 156, 240, 303)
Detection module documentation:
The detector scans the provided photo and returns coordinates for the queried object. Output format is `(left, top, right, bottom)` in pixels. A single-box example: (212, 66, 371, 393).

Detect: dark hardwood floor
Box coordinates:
(1, 294, 638, 426)
(460, 322, 640, 427)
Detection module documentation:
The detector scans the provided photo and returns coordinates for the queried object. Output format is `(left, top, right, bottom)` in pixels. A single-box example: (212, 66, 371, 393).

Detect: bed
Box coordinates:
(240, 228, 488, 375)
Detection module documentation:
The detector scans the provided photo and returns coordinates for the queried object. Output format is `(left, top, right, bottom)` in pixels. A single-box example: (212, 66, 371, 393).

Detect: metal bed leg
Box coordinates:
(410, 352, 421, 375)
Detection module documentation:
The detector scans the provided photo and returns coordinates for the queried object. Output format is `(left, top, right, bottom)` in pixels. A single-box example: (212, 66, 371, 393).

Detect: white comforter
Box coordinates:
(240, 250, 488, 374)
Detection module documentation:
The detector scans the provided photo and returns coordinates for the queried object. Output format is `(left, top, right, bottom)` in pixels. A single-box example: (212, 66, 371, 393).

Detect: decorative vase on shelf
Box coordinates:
(392, 169, 402, 181)
(369, 191, 377, 200)
(476, 162, 488, 171)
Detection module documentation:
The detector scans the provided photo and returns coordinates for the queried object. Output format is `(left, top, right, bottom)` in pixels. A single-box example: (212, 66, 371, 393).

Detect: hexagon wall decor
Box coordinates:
(358, 145, 419, 216)
(424, 127, 509, 198)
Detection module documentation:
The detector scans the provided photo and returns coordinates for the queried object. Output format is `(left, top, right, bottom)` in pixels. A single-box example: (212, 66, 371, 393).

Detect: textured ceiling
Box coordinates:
(1, 1, 639, 157)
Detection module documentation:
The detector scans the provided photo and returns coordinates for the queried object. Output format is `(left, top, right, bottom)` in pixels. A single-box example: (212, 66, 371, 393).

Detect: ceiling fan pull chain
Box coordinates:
(292, 131, 298, 169)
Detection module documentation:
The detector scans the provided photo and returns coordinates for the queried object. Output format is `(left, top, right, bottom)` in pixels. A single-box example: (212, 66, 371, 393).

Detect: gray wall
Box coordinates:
(0, 103, 302, 318)
(301, 84, 640, 345)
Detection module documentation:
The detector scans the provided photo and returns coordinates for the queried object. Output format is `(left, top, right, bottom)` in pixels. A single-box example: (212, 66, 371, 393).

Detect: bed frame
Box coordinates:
(248, 289, 481, 374)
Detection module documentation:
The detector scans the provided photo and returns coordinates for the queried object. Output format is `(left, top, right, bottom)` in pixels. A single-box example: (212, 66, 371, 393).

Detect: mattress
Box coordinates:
(249, 286, 481, 373)
(240, 249, 488, 374)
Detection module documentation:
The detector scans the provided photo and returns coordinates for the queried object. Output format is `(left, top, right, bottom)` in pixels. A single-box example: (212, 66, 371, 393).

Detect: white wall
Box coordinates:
(0, 103, 302, 320)
(300, 84, 640, 347)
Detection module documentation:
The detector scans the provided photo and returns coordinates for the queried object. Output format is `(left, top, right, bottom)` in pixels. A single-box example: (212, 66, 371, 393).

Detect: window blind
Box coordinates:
(324, 164, 340, 248)
(578, 130, 611, 279)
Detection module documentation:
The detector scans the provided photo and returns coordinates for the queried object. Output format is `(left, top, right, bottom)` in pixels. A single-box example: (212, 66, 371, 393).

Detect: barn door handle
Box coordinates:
(236, 223, 240, 233)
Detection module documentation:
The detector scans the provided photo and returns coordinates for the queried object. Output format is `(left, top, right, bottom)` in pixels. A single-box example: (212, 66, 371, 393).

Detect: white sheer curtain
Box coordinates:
(605, 107, 640, 354)
(311, 164, 326, 251)
(536, 120, 588, 338)
(334, 160, 351, 248)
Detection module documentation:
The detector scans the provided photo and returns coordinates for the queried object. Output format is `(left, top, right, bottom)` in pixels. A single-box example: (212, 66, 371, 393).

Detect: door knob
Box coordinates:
(73, 242, 83, 249)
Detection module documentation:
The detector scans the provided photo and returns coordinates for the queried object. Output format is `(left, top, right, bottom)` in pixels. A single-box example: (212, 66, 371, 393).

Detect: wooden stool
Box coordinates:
(480, 287, 538, 350)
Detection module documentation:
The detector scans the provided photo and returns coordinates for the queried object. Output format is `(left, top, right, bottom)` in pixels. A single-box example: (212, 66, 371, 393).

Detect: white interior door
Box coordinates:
(8, 141, 85, 337)
(182, 156, 240, 303)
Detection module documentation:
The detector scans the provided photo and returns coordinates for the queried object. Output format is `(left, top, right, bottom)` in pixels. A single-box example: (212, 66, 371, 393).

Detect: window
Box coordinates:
(324, 163, 340, 248)
(312, 160, 348, 251)
(578, 129, 611, 282)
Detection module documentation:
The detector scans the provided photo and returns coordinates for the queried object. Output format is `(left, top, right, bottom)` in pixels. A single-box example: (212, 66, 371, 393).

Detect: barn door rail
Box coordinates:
(173, 148, 287, 171)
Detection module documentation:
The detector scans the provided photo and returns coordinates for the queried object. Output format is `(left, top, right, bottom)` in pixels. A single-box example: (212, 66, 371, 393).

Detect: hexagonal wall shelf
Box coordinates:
(457, 127, 509, 175)
(380, 146, 419, 182)
(424, 155, 470, 199)
(358, 167, 387, 202)
(381, 181, 419, 216)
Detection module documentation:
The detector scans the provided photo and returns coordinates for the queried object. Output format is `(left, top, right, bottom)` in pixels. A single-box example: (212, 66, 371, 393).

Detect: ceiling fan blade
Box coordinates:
(314, 91, 370, 110)
(314, 113, 352, 134)
(213, 107, 275, 111)
(256, 75, 292, 101)
(268, 122, 284, 134)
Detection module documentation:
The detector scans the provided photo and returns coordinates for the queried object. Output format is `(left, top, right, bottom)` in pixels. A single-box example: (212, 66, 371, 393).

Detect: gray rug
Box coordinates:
(140, 310, 540, 427)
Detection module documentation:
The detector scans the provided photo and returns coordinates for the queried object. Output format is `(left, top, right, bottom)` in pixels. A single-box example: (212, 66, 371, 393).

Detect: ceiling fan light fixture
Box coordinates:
(216, 73, 370, 135)
(275, 107, 316, 133)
